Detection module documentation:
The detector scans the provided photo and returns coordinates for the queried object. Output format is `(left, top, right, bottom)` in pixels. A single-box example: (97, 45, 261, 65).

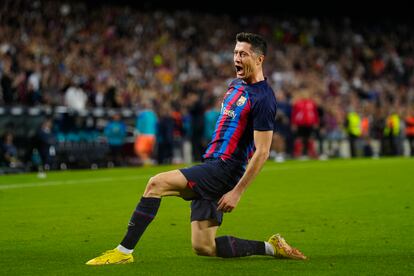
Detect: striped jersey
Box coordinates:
(203, 78, 277, 168)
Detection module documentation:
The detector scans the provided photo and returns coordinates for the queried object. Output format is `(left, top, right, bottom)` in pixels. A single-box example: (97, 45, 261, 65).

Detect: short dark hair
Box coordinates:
(236, 32, 267, 56)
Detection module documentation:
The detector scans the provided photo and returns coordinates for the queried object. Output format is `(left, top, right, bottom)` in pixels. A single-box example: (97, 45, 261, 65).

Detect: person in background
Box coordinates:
(171, 103, 185, 164)
(134, 101, 158, 165)
(405, 105, 414, 156)
(360, 103, 374, 157)
(371, 106, 386, 158)
(104, 113, 127, 166)
(383, 108, 401, 156)
(271, 90, 292, 162)
(345, 106, 362, 158)
(291, 88, 319, 159)
(188, 91, 205, 162)
(272, 112, 289, 163)
(203, 97, 221, 152)
(156, 105, 175, 165)
(1, 132, 23, 169)
(35, 118, 56, 177)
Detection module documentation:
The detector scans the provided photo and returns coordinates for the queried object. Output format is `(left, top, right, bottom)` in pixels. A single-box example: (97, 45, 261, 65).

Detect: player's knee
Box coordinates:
(144, 174, 166, 197)
(192, 243, 216, 257)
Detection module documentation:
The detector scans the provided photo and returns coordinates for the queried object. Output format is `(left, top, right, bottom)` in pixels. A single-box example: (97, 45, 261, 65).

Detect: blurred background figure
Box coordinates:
(170, 103, 185, 165)
(64, 78, 88, 112)
(405, 105, 414, 156)
(383, 108, 401, 156)
(271, 117, 288, 163)
(291, 88, 319, 159)
(34, 118, 56, 177)
(370, 106, 385, 159)
(104, 113, 127, 166)
(203, 97, 221, 153)
(156, 105, 174, 165)
(134, 101, 157, 165)
(1, 132, 24, 170)
(271, 90, 292, 162)
(323, 105, 345, 158)
(0, 0, 413, 174)
(360, 103, 374, 157)
(187, 91, 205, 162)
(345, 106, 362, 158)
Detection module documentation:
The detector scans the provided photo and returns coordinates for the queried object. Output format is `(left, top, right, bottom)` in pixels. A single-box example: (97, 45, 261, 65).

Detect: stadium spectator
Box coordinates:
(1, 0, 414, 165)
(203, 97, 220, 150)
(171, 103, 185, 164)
(187, 91, 206, 162)
(104, 113, 127, 166)
(383, 108, 401, 156)
(371, 106, 386, 158)
(0, 62, 14, 104)
(291, 88, 319, 159)
(1, 132, 23, 169)
(405, 105, 414, 156)
(345, 106, 362, 158)
(271, 90, 292, 162)
(156, 105, 174, 165)
(323, 104, 345, 158)
(34, 117, 56, 174)
(272, 112, 289, 163)
(134, 101, 157, 165)
(360, 103, 374, 157)
(181, 106, 194, 164)
(64, 79, 88, 112)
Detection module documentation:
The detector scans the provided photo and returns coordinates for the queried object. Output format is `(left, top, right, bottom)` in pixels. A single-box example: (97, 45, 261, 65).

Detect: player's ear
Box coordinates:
(256, 54, 264, 65)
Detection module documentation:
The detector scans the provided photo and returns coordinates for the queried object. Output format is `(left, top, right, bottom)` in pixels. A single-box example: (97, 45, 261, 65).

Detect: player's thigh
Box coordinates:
(145, 169, 195, 198)
(191, 219, 219, 250)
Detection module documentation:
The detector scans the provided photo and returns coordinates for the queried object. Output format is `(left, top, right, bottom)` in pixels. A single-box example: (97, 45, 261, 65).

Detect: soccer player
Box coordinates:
(86, 32, 306, 265)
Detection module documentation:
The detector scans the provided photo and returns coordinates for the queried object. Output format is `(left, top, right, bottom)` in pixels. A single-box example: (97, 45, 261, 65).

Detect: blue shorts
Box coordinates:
(179, 158, 245, 225)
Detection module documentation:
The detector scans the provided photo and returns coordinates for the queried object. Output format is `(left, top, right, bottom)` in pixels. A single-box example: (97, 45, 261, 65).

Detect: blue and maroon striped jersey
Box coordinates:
(203, 78, 277, 167)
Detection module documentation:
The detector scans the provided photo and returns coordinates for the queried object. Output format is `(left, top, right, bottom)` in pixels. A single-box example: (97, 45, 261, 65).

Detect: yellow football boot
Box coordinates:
(268, 234, 307, 260)
(86, 248, 134, 265)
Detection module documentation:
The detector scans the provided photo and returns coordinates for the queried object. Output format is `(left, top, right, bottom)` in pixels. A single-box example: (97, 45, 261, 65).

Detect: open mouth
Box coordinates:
(235, 65, 243, 74)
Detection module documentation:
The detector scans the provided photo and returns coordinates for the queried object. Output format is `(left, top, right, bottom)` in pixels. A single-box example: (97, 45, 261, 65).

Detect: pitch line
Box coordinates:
(0, 158, 396, 190)
(0, 174, 151, 190)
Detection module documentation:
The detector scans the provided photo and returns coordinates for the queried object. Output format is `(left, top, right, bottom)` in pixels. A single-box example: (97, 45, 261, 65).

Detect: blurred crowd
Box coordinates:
(1, 0, 414, 172)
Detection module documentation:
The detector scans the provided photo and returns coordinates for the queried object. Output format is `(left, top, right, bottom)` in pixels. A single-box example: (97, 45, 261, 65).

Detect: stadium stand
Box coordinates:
(0, 0, 413, 173)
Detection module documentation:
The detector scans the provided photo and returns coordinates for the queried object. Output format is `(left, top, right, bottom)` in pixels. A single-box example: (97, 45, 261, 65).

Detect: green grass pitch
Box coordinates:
(0, 158, 413, 275)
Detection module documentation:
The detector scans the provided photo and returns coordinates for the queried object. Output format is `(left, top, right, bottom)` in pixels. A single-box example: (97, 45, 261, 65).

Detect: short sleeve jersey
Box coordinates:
(203, 78, 277, 167)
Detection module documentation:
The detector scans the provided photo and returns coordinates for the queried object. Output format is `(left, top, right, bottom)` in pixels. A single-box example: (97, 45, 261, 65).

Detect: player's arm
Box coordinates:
(217, 130, 273, 212)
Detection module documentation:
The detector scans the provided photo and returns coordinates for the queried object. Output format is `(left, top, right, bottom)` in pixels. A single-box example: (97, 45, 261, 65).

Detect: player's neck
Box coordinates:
(243, 72, 265, 85)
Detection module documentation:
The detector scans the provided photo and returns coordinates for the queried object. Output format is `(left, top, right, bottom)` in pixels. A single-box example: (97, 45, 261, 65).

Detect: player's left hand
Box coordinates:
(217, 190, 241, 213)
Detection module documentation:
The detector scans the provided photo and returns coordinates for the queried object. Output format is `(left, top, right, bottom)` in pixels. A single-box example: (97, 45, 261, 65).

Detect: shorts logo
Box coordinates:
(236, 96, 246, 106)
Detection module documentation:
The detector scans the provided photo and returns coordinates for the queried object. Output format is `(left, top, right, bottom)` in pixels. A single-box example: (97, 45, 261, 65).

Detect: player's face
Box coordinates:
(233, 42, 261, 81)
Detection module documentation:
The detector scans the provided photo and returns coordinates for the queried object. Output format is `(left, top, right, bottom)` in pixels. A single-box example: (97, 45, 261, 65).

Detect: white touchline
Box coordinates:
(0, 159, 396, 190)
(0, 174, 151, 190)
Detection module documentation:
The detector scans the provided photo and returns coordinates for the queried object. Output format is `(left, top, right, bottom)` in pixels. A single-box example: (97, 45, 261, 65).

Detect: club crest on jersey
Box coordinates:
(236, 96, 246, 106)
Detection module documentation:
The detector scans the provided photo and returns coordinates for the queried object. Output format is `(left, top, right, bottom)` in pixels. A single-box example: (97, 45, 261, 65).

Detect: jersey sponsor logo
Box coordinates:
(236, 96, 246, 106)
(221, 106, 237, 119)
